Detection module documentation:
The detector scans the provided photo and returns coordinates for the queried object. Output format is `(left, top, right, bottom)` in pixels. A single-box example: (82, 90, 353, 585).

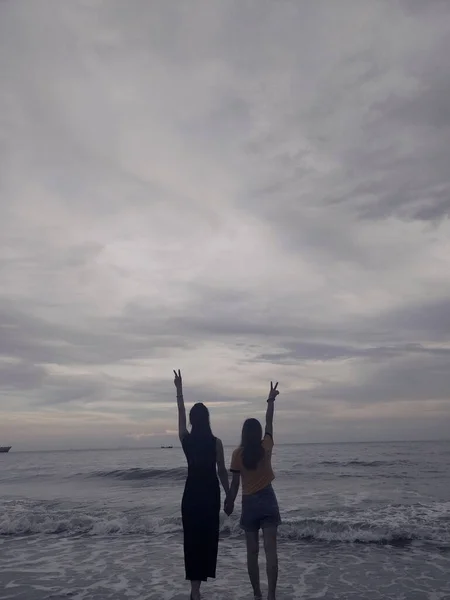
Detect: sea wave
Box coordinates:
(319, 459, 412, 468)
(1, 502, 449, 547)
(91, 467, 187, 481)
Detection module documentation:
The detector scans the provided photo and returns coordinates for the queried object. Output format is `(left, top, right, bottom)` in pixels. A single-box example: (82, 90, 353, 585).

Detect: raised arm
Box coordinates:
(215, 438, 230, 496)
(265, 381, 279, 437)
(174, 369, 188, 442)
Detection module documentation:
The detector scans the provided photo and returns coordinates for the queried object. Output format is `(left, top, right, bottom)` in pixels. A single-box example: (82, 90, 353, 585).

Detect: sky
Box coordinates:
(1, 0, 450, 451)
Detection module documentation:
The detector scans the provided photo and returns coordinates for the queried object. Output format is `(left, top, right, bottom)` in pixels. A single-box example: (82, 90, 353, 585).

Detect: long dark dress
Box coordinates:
(181, 433, 220, 581)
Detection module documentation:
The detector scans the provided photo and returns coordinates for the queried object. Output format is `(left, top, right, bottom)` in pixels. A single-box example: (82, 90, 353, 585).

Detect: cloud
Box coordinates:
(0, 359, 48, 391)
(126, 430, 178, 440)
(308, 352, 450, 405)
(0, 0, 449, 449)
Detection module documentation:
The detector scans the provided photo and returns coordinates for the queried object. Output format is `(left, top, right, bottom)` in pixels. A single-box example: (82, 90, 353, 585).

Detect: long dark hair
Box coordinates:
(241, 418, 264, 470)
(189, 403, 213, 439)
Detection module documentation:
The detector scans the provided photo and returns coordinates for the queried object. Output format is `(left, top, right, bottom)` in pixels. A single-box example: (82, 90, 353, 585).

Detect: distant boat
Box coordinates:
(0, 446, 11, 453)
(161, 445, 173, 449)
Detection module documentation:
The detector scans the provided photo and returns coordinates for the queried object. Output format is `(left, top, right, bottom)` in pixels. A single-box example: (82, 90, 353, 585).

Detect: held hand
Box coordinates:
(268, 381, 279, 401)
(173, 369, 183, 393)
(224, 498, 234, 516)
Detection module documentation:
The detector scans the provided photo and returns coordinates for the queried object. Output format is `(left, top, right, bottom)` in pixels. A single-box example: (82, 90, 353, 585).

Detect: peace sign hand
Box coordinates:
(268, 381, 279, 401)
(173, 369, 183, 393)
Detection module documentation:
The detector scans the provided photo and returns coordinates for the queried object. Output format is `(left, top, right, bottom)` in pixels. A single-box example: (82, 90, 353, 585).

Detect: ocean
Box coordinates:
(1, 441, 449, 600)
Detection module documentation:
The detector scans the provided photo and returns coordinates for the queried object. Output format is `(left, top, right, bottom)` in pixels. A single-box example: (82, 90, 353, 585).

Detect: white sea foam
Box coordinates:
(1, 533, 450, 600)
(1, 500, 449, 547)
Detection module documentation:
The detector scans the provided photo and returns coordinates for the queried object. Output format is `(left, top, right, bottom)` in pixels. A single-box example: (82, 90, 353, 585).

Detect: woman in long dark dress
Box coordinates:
(174, 369, 230, 600)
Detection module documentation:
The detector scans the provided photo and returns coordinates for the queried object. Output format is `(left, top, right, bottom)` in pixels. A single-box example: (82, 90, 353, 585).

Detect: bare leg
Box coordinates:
(263, 527, 278, 600)
(245, 531, 262, 599)
(190, 580, 201, 600)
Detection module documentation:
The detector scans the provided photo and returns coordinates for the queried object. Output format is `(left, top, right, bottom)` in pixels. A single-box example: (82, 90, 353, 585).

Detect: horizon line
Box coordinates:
(7, 438, 450, 453)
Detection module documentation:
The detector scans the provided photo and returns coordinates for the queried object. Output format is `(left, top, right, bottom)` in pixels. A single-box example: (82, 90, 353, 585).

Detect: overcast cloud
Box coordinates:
(1, 0, 450, 450)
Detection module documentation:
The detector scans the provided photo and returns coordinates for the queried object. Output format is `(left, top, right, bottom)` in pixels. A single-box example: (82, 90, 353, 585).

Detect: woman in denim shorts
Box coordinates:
(225, 382, 281, 600)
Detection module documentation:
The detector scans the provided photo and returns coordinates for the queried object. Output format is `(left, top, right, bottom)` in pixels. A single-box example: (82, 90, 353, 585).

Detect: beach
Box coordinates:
(1, 441, 450, 599)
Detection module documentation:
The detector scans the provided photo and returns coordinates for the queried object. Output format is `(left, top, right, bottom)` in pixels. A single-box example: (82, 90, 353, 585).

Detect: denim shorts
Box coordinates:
(240, 484, 281, 532)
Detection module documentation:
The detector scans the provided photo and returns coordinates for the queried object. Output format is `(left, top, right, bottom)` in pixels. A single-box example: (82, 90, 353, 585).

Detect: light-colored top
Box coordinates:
(230, 433, 275, 496)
